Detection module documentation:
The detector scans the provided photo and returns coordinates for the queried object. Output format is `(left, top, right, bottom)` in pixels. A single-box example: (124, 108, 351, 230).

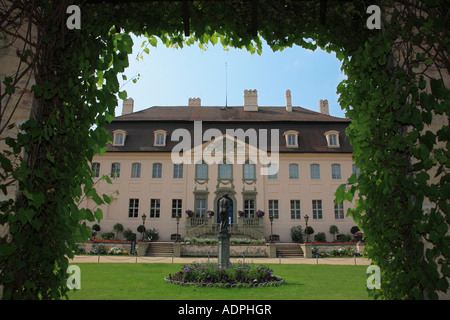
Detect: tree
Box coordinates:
(113, 223, 124, 240)
(329, 225, 339, 241)
(290, 225, 303, 243)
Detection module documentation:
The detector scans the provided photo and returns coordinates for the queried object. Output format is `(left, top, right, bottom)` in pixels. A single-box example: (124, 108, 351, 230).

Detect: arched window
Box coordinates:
(112, 130, 127, 146)
(310, 164, 320, 179)
(331, 164, 341, 179)
(131, 163, 141, 178)
(152, 163, 162, 178)
(154, 130, 167, 146)
(324, 130, 340, 148)
(283, 130, 299, 148)
(289, 163, 299, 179)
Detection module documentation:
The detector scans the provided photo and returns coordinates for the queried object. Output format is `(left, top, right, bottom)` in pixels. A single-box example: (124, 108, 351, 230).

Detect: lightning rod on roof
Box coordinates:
(223, 62, 228, 109)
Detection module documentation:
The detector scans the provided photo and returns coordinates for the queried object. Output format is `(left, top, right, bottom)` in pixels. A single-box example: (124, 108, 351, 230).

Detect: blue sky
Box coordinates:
(119, 35, 347, 118)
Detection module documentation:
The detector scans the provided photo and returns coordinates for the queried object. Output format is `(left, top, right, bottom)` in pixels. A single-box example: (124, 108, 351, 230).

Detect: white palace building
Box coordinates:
(86, 90, 359, 243)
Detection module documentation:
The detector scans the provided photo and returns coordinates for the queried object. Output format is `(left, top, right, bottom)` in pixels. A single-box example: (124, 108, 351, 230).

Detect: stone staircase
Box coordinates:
(145, 242, 174, 257)
(275, 243, 304, 257)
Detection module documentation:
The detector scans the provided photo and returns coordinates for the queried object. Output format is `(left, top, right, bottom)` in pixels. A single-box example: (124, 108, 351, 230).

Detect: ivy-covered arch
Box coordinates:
(0, 1, 448, 300)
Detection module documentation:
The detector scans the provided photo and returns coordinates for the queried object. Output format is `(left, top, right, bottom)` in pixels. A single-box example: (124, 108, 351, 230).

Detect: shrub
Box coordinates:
(144, 228, 159, 241)
(89, 244, 108, 255)
(315, 232, 326, 242)
(101, 232, 114, 240)
(123, 228, 136, 241)
(350, 226, 360, 234)
(137, 225, 145, 233)
(290, 225, 304, 242)
(166, 262, 283, 287)
(329, 225, 339, 240)
(337, 234, 352, 242)
(113, 223, 124, 239)
(305, 226, 314, 235)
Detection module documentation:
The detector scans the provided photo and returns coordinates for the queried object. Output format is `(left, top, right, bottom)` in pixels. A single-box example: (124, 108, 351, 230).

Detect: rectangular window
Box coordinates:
(290, 200, 301, 219)
(310, 164, 320, 179)
(156, 133, 164, 145)
(173, 164, 183, 178)
(287, 134, 296, 146)
(195, 199, 207, 217)
(334, 202, 344, 219)
(114, 133, 124, 145)
(329, 134, 337, 146)
(268, 200, 279, 219)
(219, 164, 232, 179)
(92, 162, 100, 178)
(268, 164, 278, 179)
(312, 200, 322, 219)
(152, 163, 162, 178)
(111, 163, 120, 178)
(243, 163, 255, 180)
(172, 199, 182, 218)
(150, 199, 160, 218)
(196, 163, 208, 179)
(128, 199, 139, 218)
(244, 199, 255, 218)
(289, 164, 299, 179)
(131, 163, 141, 178)
(331, 164, 341, 179)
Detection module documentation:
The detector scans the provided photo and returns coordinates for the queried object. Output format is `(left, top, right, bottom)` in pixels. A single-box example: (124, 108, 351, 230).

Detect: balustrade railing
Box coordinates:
(185, 217, 265, 240)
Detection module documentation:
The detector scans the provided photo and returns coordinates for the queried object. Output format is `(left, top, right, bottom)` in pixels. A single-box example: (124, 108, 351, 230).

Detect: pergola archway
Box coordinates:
(0, 0, 448, 300)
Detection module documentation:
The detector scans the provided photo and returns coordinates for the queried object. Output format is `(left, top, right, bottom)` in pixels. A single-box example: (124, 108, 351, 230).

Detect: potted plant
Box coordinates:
(238, 210, 245, 218)
(257, 209, 265, 218)
(207, 209, 214, 217)
(185, 209, 194, 217)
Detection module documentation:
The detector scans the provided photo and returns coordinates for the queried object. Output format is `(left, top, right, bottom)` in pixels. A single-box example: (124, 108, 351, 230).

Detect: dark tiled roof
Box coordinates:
(106, 106, 353, 154)
(114, 106, 350, 122)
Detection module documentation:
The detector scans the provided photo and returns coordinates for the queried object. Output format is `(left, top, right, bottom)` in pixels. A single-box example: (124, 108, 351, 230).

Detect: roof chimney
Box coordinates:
(286, 89, 292, 112)
(319, 99, 329, 115)
(188, 98, 201, 107)
(122, 98, 134, 115)
(244, 89, 258, 111)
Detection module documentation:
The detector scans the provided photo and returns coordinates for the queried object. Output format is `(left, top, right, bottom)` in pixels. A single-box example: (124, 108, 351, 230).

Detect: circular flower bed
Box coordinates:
(165, 262, 284, 288)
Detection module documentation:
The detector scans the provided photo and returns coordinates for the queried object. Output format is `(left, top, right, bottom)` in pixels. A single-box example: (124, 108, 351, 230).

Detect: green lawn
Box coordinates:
(67, 263, 372, 300)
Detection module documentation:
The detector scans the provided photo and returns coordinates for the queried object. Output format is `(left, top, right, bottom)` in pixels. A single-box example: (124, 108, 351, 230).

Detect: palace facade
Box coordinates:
(87, 90, 358, 242)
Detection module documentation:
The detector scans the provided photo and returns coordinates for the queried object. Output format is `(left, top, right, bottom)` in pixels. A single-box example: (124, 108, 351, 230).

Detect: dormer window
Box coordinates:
(324, 130, 340, 148)
(284, 130, 299, 148)
(154, 130, 167, 146)
(113, 130, 126, 146)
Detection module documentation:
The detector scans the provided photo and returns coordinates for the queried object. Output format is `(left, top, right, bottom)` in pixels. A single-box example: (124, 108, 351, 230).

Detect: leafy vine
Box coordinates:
(0, 0, 448, 300)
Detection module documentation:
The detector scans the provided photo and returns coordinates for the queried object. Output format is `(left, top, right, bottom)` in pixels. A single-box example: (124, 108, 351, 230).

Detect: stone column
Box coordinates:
(218, 233, 231, 268)
(268, 243, 277, 258)
(173, 242, 181, 257)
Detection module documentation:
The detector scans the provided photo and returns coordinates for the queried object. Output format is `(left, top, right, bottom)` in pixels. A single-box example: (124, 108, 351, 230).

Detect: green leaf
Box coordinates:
(149, 36, 158, 47)
(0, 242, 17, 257)
(94, 208, 103, 221)
(118, 90, 127, 100)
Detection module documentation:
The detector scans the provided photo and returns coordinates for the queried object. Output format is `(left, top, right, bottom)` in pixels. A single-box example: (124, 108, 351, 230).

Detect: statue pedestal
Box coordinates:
(218, 233, 231, 268)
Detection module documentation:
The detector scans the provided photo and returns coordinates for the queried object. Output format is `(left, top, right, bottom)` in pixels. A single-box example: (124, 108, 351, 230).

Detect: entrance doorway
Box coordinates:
(217, 195, 234, 225)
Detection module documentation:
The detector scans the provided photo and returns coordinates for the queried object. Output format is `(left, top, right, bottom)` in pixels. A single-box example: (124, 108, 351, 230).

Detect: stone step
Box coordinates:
(275, 244, 304, 257)
(145, 242, 174, 257)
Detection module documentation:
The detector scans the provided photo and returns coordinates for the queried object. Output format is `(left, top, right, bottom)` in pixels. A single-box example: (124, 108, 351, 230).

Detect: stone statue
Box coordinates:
(219, 194, 230, 234)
